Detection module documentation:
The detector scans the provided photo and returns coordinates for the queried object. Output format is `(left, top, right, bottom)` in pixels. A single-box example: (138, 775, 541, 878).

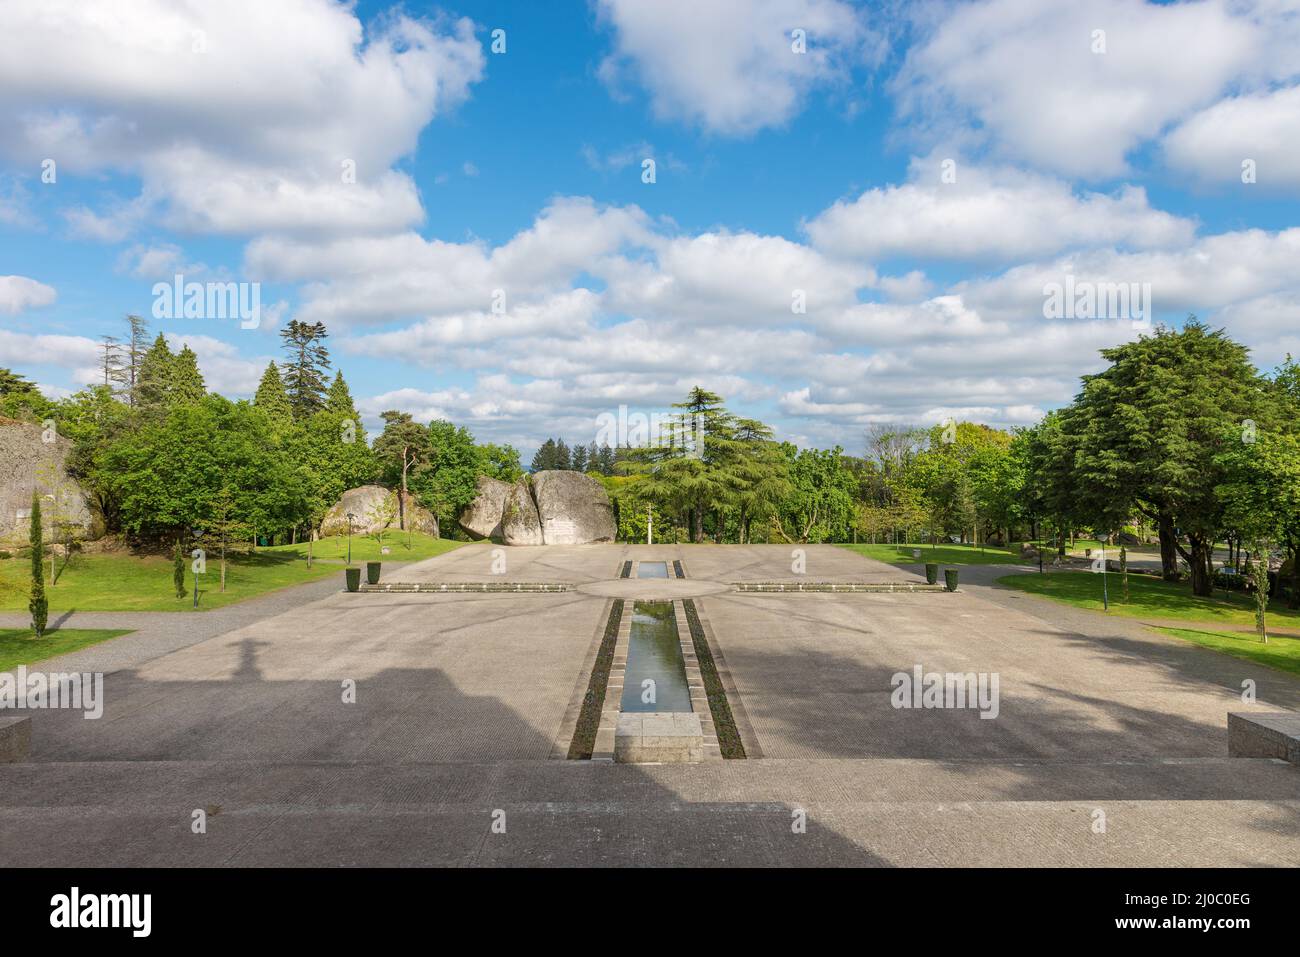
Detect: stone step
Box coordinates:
(356, 582, 570, 593)
(734, 582, 948, 592)
(3, 756, 1296, 808)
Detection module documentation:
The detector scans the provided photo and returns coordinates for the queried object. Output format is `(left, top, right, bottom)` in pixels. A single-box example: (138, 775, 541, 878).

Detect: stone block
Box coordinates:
(1228, 712, 1300, 764)
(615, 712, 703, 763)
(0, 715, 31, 763)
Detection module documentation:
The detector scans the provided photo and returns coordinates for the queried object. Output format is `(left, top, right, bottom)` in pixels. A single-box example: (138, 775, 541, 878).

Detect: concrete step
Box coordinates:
(2, 756, 1296, 808)
(1, 758, 1297, 866)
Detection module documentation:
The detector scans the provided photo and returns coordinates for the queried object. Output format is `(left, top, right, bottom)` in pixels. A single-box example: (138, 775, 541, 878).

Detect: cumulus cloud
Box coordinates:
(0, 328, 97, 375)
(805, 158, 1196, 262)
(595, 0, 881, 134)
(0, 275, 56, 314)
(0, 0, 485, 237)
(893, 0, 1295, 178)
(1164, 85, 1300, 190)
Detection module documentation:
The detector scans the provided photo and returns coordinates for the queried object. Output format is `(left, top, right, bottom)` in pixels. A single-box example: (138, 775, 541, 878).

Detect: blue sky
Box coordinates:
(3, 0, 1300, 460)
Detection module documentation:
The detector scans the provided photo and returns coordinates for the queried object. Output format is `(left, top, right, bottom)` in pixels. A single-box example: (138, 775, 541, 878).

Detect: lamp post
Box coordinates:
(346, 512, 356, 565)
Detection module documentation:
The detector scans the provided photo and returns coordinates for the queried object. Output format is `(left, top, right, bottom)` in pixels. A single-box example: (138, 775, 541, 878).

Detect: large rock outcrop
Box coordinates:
(320, 485, 438, 538)
(499, 480, 544, 546)
(457, 470, 615, 545)
(458, 475, 513, 540)
(0, 418, 102, 547)
(532, 470, 616, 544)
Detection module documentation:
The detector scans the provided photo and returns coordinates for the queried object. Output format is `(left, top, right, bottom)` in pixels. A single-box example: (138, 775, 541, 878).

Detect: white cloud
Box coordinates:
(116, 243, 206, 281)
(806, 158, 1195, 262)
(893, 0, 1293, 178)
(0, 275, 56, 314)
(0, 0, 485, 237)
(0, 328, 97, 371)
(1164, 85, 1300, 189)
(595, 0, 881, 135)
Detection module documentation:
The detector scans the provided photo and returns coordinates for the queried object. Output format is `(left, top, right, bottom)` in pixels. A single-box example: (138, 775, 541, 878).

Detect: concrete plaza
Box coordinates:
(1, 544, 1298, 866)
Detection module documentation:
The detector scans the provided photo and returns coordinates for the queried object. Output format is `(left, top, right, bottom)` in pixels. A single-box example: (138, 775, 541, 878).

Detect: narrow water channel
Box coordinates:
(619, 601, 693, 713)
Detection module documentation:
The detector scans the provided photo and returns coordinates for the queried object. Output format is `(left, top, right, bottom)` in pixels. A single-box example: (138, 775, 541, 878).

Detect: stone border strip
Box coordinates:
(683, 598, 758, 759)
(561, 598, 624, 760)
(592, 600, 633, 762)
(357, 582, 570, 593)
(734, 581, 945, 593)
(673, 600, 722, 761)
(554, 597, 617, 759)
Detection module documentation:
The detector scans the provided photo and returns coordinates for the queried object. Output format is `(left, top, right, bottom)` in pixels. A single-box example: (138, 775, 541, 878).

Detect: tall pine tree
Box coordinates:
(279, 320, 331, 419)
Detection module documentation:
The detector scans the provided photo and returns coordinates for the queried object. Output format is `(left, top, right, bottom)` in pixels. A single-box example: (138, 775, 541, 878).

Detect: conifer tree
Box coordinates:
(136, 334, 176, 409)
(326, 371, 356, 416)
(170, 346, 206, 404)
(29, 492, 47, 637)
(279, 320, 331, 419)
(254, 362, 293, 421)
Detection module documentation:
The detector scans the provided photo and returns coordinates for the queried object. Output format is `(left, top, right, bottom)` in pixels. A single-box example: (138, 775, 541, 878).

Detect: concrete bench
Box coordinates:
(0, 715, 31, 763)
(615, 712, 702, 763)
(1228, 712, 1300, 765)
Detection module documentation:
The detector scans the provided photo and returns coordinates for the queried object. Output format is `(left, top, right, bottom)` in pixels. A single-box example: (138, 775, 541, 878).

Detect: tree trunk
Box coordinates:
(1184, 534, 1214, 597)
(1289, 544, 1299, 610)
(692, 504, 703, 544)
(1158, 514, 1179, 581)
(400, 453, 409, 532)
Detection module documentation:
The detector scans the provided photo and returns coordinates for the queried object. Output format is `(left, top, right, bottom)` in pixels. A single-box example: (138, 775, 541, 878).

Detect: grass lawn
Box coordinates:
(1152, 627, 1300, 678)
(0, 628, 133, 671)
(841, 542, 1028, 566)
(266, 530, 464, 563)
(997, 570, 1300, 629)
(0, 532, 463, 612)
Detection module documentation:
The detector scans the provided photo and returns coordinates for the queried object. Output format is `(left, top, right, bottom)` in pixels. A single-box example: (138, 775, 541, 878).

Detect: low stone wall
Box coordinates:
(735, 581, 947, 592)
(357, 581, 570, 593)
(1228, 712, 1300, 765)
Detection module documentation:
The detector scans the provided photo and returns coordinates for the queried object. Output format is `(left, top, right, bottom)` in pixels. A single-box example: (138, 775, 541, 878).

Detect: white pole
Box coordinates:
(647, 504, 653, 545)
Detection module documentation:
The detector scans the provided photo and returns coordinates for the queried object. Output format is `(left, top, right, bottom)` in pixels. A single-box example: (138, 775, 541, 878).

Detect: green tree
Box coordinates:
(279, 320, 331, 419)
(1064, 321, 1276, 595)
(477, 443, 523, 483)
(171, 346, 206, 403)
(29, 492, 47, 637)
(634, 387, 746, 543)
(373, 410, 431, 531)
(135, 334, 176, 410)
(1218, 430, 1300, 609)
(0, 367, 52, 421)
(776, 445, 856, 543)
(253, 362, 293, 424)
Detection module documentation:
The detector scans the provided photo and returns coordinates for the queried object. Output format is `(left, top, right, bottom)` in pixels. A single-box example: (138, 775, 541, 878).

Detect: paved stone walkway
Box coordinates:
(1, 545, 1298, 866)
